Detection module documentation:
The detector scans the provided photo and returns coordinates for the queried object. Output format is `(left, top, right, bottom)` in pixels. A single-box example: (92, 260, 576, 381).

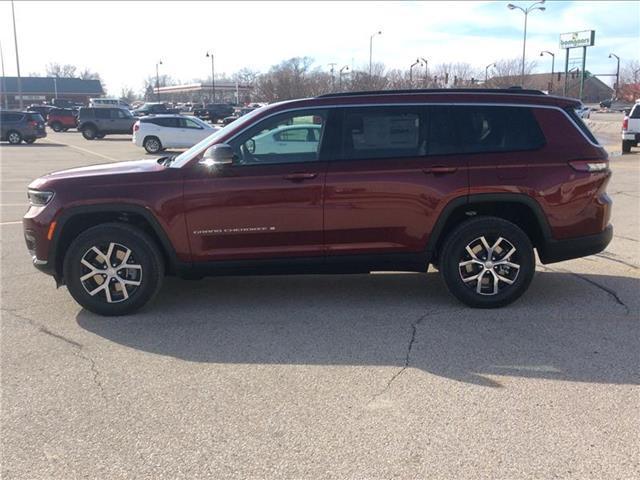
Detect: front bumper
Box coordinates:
(538, 224, 613, 264)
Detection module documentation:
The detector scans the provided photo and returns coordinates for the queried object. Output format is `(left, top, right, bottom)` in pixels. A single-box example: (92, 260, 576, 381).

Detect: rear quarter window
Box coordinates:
(564, 107, 599, 145)
(26, 113, 44, 122)
(630, 104, 640, 119)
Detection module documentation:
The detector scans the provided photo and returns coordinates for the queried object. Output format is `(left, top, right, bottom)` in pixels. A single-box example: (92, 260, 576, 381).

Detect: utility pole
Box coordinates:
(507, 1, 546, 86)
(328, 62, 337, 91)
(206, 51, 215, 102)
(11, 0, 23, 109)
(0, 38, 7, 108)
(155, 60, 163, 102)
(369, 30, 382, 78)
(609, 53, 620, 97)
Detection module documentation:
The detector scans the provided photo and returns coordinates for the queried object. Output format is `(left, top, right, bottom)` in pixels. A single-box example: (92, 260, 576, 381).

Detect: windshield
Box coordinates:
(172, 106, 268, 167)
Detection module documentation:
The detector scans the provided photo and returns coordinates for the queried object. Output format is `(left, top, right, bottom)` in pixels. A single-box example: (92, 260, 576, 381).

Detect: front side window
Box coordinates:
(342, 107, 425, 160)
(229, 110, 326, 165)
(95, 109, 111, 119)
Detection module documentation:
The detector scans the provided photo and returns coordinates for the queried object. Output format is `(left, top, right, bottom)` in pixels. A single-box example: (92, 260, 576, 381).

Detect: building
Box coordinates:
(155, 82, 253, 105)
(488, 72, 614, 103)
(0, 76, 104, 109)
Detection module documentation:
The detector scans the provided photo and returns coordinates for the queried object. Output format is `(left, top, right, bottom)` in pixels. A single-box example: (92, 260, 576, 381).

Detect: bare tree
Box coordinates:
(79, 68, 102, 81)
(620, 59, 640, 85)
(120, 86, 137, 103)
(254, 57, 331, 102)
(45, 63, 77, 77)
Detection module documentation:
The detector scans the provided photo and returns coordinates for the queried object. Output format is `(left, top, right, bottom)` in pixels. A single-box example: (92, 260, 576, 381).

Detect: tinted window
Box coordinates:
(26, 113, 44, 122)
(1, 112, 23, 122)
(151, 117, 179, 128)
(95, 109, 111, 119)
(342, 107, 425, 160)
(179, 118, 202, 129)
(630, 104, 640, 119)
(429, 106, 545, 155)
(564, 107, 598, 145)
(229, 110, 326, 165)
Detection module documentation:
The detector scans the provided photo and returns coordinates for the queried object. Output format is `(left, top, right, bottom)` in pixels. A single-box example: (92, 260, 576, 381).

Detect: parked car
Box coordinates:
(621, 100, 640, 154)
(131, 102, 180, 117)
(248, 123, 321, 154)
(26, 104, 55, 120)
(89, 98, 131, 109)
(192, 103, 235, 123)
(599, 98, 634, 112)
(23, 88, 613, 315)
(132, 115, 218, 153)
(47, 108, 78, 132)
(77, 107, 137, 140)
(575, 103, 591, 119)
(1, 110, 47, 144)
(222, 107, 257, 126)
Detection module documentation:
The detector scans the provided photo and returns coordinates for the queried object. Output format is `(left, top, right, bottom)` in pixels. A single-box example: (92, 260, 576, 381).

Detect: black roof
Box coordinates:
(317, 88, 546, 98)
(0, 76, 103, 95)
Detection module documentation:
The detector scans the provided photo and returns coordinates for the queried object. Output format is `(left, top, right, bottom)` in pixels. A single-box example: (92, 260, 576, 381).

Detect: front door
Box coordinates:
(183, 109, 330, 262)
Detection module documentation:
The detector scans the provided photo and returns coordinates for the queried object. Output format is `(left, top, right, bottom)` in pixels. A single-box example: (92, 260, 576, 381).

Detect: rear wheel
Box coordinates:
(622, 140, 633, 154)
(82, 125, 97, 140)
(440, 217, 535, 308)
(143, 136, 162, 154)
(50, 121, 63, 132)
(63, 223, 164, 316)
(7, 131, 22, 144)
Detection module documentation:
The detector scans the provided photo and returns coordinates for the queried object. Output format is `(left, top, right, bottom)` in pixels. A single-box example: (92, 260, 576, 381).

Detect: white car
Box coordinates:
(250, 124, 322, 155)
(622, 100, 640, 154)
(133, 115, 218, 153)
(575, 103, 591, 119)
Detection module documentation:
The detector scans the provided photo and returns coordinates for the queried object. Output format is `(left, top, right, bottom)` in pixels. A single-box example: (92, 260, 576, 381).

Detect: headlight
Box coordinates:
(27, 189, 54, 206)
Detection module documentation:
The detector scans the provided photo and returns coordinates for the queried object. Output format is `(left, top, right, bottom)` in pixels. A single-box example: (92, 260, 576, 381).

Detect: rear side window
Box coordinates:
(150, 117, 179, 128)
(630, 104, 640, 119)
(564, 107, 599, 145)
(1, 113, 23, 122)
(428, 106, 545, 155)
(342, 107, 425, 160)
(95, 109, 111, 119)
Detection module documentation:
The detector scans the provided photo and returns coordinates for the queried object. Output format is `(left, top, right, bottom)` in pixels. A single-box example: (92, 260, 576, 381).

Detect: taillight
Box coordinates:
(622, 117, 628, 131)
(28, 120, 38, 127)
(133, 122, 139, 132)
(569, 160, 609, 172)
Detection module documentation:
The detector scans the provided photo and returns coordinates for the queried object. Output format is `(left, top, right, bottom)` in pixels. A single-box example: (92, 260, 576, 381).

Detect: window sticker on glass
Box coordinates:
(352, 115, 419, 151)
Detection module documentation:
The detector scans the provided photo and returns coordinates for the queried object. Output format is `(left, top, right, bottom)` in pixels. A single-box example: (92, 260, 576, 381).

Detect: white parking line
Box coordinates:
(0, 220, 22, 225)
(0, 203, 28, 206)
(43, 138, 117, 162)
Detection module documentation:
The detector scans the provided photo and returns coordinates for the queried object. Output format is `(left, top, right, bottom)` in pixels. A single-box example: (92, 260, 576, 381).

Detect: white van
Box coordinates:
(89, 98, 131, 109)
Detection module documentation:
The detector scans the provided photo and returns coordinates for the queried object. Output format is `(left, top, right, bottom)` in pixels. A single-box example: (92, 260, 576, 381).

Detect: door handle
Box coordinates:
(284, 172, 318, 181)
(423, 166, 458, 175)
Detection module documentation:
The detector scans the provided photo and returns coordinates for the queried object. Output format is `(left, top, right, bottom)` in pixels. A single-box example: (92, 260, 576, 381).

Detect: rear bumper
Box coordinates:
(622, 132, 639, 142)
(538, 224, 613, 264)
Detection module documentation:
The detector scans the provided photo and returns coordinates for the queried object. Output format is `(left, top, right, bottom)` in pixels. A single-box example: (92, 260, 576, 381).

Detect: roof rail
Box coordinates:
(316, 88, 546, 98)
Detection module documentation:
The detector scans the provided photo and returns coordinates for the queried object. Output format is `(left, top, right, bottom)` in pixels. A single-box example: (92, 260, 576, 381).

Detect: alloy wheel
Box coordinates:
(458, 236, 520, 296)
(80, 242, 142, 303)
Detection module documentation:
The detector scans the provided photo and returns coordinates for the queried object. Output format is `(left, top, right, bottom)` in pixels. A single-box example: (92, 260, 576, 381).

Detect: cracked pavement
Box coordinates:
(2, 119, 639, 479)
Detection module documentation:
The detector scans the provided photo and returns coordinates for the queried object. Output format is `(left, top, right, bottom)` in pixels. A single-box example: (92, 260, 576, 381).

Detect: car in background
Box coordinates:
(192, 103, 234, 123)
(222, 107, 257, 126)
(575, 103, 591, 119)
(77, 107, 137, 140)
(26, 104, 55, 120)
(131, 102, 180, 117)
(132, 114, 217, 153)
(47, 108, 78, 132)
(0, 110, 47, 144)
(89, 98, 131, 110)
(247, 123, 322, 155)
(599, 98, 634, 112)
(621, 100, 640, 154)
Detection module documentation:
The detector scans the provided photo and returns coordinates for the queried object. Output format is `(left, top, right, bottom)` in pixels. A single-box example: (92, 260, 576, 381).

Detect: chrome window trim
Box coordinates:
(170, 101, 600, 168)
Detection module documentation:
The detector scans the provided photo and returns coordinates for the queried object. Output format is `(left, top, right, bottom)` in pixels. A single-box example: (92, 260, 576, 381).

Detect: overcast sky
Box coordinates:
(0, 1, 638, 95)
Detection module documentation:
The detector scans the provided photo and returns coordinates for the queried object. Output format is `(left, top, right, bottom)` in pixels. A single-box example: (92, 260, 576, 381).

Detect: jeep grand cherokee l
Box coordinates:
(23, 89, 612, 316)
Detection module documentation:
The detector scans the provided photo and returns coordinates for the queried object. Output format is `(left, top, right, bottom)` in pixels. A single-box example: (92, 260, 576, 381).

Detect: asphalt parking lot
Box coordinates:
(1, 115, 639, 479)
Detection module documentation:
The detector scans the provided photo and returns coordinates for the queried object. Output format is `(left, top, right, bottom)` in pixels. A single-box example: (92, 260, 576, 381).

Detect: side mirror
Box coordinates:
(201, 144, 235, 166)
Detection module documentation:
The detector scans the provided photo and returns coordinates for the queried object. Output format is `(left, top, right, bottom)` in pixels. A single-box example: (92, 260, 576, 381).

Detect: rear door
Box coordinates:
(324, 105, 469, 256)
(178, 117, 207, 147)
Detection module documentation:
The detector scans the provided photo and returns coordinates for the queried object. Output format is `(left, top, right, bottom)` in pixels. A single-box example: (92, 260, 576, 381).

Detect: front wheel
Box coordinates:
(63, 223, 164, 316)
(7, 131, 22, 144)
(439, 217, 535, 308)
(143, 136, 162, 154)
(82, 126, 96, 140)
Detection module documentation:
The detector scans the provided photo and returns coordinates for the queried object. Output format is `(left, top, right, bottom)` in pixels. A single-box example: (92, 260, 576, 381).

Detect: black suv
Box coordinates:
(132, 102, 179, 117)
(77, 107, 137, 140)
(1, 110, 47, 144)
(193, 103, 235, 123)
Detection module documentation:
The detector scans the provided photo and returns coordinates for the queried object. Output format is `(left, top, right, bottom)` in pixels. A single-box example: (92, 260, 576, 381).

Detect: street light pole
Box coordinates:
(0, 38, 7, 109)
(485, 63, 496, 84)
(608, 53, 620, 96)
(328, 62, 337, 92)
(419, 57, 428, 86)
(339, 65, 350, 91)
(507, 1, 546, 86)
(206, 51, 215, 102)
(409, 58, 420, 87)
(155, 60, 163, 102)
(540, 50, 555, 92)
(369, 30, 382, 77)
(11, 0, 23, 109)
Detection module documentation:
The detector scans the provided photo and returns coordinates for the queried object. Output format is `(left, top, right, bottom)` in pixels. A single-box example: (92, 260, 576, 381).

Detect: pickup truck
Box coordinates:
(131, 102, 180, 117)
(622, 101, 640, 154)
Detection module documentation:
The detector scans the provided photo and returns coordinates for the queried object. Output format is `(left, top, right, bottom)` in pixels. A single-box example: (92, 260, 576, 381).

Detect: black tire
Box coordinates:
(439, 216, 535, 308)
(63, 223, 164, 316)
(96, 133, 106, 139)
(622, 140, 633, 154)
(143, 136, 162, 154)
(24, 138, 36, 144)
(7, 130, 22, 144)
(82, 125, 97, 140)
(50, 121, 63, 132)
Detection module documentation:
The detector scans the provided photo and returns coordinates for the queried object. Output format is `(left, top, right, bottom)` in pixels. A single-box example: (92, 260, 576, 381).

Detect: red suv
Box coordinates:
(46, 108, 78, 132)
(23, 89, 612, 315)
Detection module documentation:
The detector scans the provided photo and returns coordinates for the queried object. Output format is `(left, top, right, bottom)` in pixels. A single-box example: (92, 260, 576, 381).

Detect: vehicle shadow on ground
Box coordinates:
(77, 271, 640, 387)
(1, 142, 66, 147)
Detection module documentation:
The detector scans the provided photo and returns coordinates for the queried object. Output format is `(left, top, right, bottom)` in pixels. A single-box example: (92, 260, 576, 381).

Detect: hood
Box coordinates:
(29, 158, 165, 189)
